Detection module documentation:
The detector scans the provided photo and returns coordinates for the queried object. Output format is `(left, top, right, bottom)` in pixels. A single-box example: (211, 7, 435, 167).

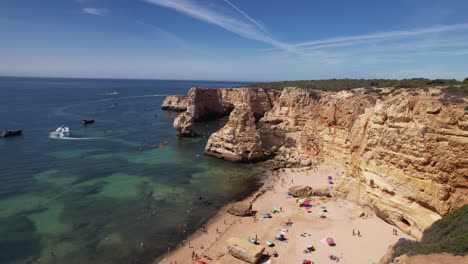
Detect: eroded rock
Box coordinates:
(205, 105, 264, 162)
(227, 202, 252, 216)
(227, 237, 265, 264)
(161, 95, 188, 111)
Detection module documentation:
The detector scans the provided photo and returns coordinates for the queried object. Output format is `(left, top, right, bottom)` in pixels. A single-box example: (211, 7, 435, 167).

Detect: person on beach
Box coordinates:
(352, 229, 355, 236)
(358, 230, 361, 237)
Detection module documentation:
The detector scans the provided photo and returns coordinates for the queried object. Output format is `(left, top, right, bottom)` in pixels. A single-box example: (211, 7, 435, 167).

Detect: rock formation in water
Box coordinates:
(163, 86, 468, 239)
(205, 105, 264, 162)
(161, 95, 188, 111)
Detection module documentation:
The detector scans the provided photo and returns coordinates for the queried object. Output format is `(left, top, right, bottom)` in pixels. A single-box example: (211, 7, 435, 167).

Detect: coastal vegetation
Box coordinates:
(391, 205, 468, 260)
(248, 78, 462, 91)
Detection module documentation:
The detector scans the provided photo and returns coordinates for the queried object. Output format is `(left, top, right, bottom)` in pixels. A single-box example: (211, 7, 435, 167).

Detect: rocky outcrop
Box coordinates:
(161, 95, 187, 111)
(171, 87, 280, 136)
(288, 186, 314, 197)
(227, 202, 253, 216)
(227, 237, 265, 264)
(173, 111, 196, 136)
(204, 105, 264, 162)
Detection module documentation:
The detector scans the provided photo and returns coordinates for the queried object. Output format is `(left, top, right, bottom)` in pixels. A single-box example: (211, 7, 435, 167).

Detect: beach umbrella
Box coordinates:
(328, 176, 333, 180)
(298, 198, 306, 204)
(319, 211, 326, 217)
(320, 205, 326, 209)
(398, 237, 407, 242)
(326, 237, 334, 245)
(267, 240, 274, 246)
(196, 260, 207, 264)
(303, 200, 311, 206)
(277, 234, 285, 240)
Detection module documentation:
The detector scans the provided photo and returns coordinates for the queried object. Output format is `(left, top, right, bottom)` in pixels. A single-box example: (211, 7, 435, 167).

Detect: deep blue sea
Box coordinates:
(0, 77, 264, 264)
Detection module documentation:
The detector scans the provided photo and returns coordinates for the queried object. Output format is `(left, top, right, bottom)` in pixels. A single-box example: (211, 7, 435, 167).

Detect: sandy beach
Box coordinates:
(156, 162, 410, 264)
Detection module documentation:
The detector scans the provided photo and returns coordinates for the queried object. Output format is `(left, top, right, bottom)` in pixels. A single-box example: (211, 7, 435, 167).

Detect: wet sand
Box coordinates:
(156, 162, 410, 264)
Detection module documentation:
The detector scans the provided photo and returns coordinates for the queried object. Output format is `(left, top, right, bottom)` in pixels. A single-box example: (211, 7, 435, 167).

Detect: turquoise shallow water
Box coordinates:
(0, 78, 263, 264)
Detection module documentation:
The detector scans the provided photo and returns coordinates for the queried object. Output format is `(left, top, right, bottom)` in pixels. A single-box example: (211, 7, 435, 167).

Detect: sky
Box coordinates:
(1, 0, 468, 81)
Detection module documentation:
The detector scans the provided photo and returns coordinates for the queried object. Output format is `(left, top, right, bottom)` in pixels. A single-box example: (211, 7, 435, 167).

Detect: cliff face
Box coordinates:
(161, 95, 188, 111)
(204, 105, 264, 162)
(336, 96, 467, 239)
(164, 87, 468, 238)
(173, 87, 280, 136)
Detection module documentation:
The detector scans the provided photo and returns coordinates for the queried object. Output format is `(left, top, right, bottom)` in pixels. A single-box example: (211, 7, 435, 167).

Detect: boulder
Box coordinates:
(227, 202, 252, 216)
(288, 186, 314, 197)
(227, 237, 265, 264)
(313, 187, 331, 197)
(300, 158, 312, 166)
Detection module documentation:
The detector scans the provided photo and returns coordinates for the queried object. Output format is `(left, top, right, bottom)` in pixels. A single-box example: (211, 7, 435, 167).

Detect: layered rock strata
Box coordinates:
(161, 95, 188, 111)
(173, 87, 279, 136)
(204, 105, 264, 162)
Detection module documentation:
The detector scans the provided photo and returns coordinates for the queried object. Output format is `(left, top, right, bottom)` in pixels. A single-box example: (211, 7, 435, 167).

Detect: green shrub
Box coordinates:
(443, 86, 468, 97)
(391, 205, 468, 261)
(248, 78, 462, 92)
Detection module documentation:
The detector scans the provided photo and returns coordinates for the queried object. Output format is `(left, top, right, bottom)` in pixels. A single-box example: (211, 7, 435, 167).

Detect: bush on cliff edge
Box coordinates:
(392, 204, 468, 260)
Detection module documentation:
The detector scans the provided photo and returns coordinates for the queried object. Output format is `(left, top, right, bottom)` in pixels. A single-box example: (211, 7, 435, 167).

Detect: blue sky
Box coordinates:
(1, 0, 468, 81)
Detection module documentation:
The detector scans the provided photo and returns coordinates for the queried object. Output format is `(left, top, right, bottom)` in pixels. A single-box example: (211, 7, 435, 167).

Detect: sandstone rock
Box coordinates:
(288, 186, 314, 197)
(227, 237, 265, 264)
(313, 187, 331, 197)
(300, 158, 312, 166)
(204, 105, 264, 162)
(173, 112, 196, 136)
(227, 202, 252, 216)
(161, 95, 187, 111)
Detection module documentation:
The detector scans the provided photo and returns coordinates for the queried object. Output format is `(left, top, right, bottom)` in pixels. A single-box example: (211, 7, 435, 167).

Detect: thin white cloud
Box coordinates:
(143, 0, 296, 53)
(82, 8, 108, 16)
(222, 0, 265, 32)
(295, 23, 468, 48)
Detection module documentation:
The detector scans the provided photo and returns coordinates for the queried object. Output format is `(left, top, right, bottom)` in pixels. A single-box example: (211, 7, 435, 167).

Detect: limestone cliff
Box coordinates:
(173, 87, 279, 136)
(163, 86, 468, 239)
(161, 95, 187, 111)
(205, 105, 264, 162)
(336, 94, 467, 239)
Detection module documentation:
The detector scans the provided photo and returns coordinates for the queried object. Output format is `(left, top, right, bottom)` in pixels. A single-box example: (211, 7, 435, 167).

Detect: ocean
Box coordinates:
(0, 77, 264, 264)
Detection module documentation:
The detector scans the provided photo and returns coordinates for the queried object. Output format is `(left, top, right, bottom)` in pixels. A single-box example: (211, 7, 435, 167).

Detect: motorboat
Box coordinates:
(1, 129, 23, 138)
(55, 125, 71, 137)
(82, 119, 95, 125)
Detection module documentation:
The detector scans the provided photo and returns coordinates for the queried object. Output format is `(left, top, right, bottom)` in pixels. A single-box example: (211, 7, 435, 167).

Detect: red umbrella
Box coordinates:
(196, 260, 207, 264)
(326, 237, 334, 245)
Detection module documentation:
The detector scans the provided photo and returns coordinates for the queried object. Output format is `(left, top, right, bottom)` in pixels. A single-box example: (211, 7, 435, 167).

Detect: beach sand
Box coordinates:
(156, 162, 410, 264)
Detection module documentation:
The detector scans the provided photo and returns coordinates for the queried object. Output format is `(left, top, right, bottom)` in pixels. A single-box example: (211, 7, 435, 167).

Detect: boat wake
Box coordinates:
(103, 91, 119, 95)
(48, 132, 94, 140)
(49, 126, 97, 140)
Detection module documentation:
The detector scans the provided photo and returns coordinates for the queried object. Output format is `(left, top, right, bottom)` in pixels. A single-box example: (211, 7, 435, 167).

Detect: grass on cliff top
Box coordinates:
(247, 78, 462, 92)
(391, 204, 468, 260)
